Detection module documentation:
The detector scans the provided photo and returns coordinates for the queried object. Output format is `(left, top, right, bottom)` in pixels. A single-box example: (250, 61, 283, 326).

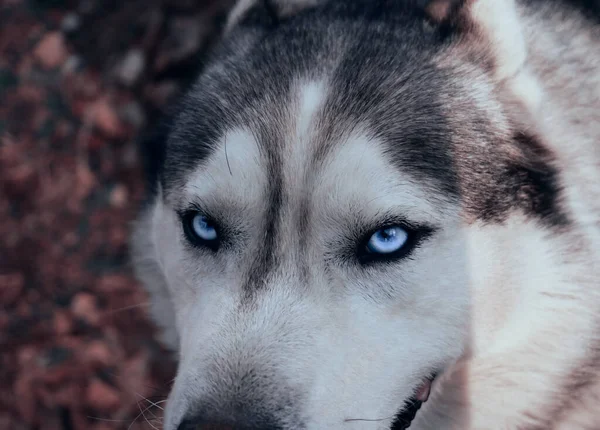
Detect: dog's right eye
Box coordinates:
(355, 222, 434, 265)
(182, 212, 220, 251)
(366, 226, 409, 254)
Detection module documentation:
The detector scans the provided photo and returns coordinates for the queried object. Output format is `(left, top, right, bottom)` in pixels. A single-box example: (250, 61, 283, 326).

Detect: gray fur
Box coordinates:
(131, 0, 600, 429)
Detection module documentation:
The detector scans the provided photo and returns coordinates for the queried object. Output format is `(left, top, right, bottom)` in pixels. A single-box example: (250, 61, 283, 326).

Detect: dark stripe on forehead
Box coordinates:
(312, 20, 460, 200)
(241, 118, 286, 297)
(161, 0, 460, 198)
(162, 90, 235, 194)
(160, 18, 321, 196)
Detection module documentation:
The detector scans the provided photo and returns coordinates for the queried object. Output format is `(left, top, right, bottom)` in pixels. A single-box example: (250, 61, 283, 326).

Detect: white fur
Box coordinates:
(469, 0, 527, 81)
(155, 81, 470, 427)
(408, 1, 600, 428)
(131, 1, 600, 429)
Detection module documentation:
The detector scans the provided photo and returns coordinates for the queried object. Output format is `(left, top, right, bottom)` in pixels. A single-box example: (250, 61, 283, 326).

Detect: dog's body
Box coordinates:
(131, 0, 600, 429)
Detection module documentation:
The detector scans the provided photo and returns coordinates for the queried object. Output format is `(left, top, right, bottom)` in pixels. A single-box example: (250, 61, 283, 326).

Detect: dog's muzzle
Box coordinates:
(178, 417, 282, 430)
(176, 404, 288, 430)
(177, 404, 286, 430)
(174, 376, 436, 430)
(173, 385, 295, 430)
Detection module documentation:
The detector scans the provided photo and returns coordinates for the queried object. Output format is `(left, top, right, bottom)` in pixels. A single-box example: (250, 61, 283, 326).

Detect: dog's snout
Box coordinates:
(177, 418, 234, 430)
(171, 359, 304, 430)
(177, 416, 283, 430)
(177, 419, 233, 430)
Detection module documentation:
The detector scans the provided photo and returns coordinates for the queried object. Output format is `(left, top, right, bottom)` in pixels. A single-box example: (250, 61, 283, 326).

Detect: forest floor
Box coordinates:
(0, 0, 231, 428)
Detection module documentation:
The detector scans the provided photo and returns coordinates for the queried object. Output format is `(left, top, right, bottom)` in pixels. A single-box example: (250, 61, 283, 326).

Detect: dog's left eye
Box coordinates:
(192, 214, 218, 241)
(367, 226, 408, 254)
(182, 212, 220, 251)
(357, 224, 429, 264)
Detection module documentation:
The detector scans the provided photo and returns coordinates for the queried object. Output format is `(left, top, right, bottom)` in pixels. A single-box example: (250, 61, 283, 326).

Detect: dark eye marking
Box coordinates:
(356, 221, 434, 265)
(180, 211, 221, 252)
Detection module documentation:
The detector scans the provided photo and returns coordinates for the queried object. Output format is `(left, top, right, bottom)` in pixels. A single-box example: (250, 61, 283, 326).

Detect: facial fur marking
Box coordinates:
(296, 80, 326, 145)
(183, 128, 265, 208)
(241, 123, 286, 297)
(507, 131, 570, 227)
(312, 35, 461, 201)
(468, 131, 570, 227)
(544, 342, 600, 428)
(134, 1, 600, 429)
(294, 81, 328, 288)
(242, 80, 327, 296)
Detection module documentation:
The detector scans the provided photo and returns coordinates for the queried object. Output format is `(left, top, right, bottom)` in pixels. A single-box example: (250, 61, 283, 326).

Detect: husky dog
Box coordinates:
(131, 0, 600, 428)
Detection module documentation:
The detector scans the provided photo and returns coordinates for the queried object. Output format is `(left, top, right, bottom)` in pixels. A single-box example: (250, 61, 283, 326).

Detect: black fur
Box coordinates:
(508, 132, 569, 227)
(162, 0, 461, 197)
(142, 0, 569, 238)
(239, 0, 284, 29)
(182, 359, 306, 429)
(178, 414, 284, 429)
(525, 0, 600, 22)
(241, 124, 286, 296)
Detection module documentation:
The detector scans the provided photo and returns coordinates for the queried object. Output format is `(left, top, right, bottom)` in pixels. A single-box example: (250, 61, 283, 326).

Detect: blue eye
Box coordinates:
(366, 226, 409, 254)
(191, 214, 218, 241)
(182, 212, 220, 250)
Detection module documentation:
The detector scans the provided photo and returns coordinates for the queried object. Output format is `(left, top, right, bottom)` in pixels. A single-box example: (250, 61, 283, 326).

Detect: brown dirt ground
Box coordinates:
(0, 1, 232, 428)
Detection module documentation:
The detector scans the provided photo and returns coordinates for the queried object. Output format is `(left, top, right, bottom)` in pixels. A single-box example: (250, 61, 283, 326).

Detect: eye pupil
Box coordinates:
(377, 229, 395, 241)
(191, 214, 218, 242)
(366, 226, 408, 255)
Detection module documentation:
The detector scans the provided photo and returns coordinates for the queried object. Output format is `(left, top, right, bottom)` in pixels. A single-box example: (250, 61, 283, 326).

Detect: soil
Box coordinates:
(0, 1, 232, 428)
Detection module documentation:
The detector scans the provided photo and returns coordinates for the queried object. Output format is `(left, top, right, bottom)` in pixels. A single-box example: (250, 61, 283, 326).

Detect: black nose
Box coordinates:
(177, 420, 234, 430)
(175, 365, 299, 430)
(177, 419, 234, 430)
(177, 415, 284, 430)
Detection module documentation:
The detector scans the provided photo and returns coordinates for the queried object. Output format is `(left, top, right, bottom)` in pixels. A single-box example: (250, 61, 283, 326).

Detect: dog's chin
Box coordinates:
(390, 375, 436, 430)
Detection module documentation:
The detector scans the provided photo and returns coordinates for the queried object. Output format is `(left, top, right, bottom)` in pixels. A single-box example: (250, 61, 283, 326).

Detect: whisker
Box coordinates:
(344, 413, 396, 423)
(130, 400, 161, 430)
(136, 394, 167, 411)
(127, 407, 149, 430)
(87, 416, 134, 423)
(126, 394, 167, 430)
(344, 401, 422, 424)
(139, 404, 161, 430)
(224, 133, 233, 175)
(102, 302, 151, 315)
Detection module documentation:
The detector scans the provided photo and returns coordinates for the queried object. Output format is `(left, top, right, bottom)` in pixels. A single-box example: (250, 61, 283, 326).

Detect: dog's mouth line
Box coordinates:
(389, 374, 437, 430)
(344, 374, 436, 428)
(415, 377, 433, 402)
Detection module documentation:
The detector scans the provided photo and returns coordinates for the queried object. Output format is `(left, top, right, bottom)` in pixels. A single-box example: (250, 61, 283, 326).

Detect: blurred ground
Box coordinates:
(0, 0, 232, 428)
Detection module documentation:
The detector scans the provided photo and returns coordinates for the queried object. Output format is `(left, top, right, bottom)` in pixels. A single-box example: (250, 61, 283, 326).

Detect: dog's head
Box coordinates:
(132, 0, 567, 428)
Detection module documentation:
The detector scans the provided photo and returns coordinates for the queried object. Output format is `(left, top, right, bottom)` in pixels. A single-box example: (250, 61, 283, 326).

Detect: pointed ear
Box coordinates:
(225, 0, 320, 33)
(424, 0, 527, 81)
(425, 0, 542, 114)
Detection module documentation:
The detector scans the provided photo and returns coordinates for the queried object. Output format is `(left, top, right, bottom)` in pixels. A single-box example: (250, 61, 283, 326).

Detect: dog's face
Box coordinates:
(132, 1, 565, 428)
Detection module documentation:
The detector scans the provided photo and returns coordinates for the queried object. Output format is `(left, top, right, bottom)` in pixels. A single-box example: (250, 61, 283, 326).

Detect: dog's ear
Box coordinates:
(424, 0, 527, 82)
(225, 0, 320, 33)
(424, 0, 542, 114)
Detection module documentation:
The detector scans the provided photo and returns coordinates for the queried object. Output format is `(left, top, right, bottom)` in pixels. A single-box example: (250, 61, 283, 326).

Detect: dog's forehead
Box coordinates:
(170, 81, 458, 244)
(178, 119, 447, 225)
(164, 13, 461, 204)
